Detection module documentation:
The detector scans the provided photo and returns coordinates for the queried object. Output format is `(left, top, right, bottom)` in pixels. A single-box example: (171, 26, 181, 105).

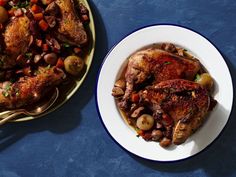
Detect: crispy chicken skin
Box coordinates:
(119, 48, 201, 109)
(55, 0, 88, 46)
(0, 67, 65, 109)
(0, 16, 31, 69)
(140, 79, 210, 145)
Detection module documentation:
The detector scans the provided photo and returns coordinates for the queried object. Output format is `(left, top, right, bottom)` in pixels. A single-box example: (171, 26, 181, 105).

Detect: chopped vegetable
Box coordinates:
(38, 19, 49, 31)
(7, 8, 15, 16)
(136, 114, 154, 131)
(30, 0, 38, 3)
(73, 47, 82, 54)
(41, 0, 54, 5)
(0, 6, 8, 23)
(42, 43, 49, 51)
(162, 114, 173, 126)
(33, 13, 43, 21)
(64, 56, 84, 76)
(131, 92, 139, 103)
(81, 14, 89, 22)
(31, 4, 41, 13)
(0, 0, 8, 6)
(56, 58, 64, 68)
(36, 39, 43, 47)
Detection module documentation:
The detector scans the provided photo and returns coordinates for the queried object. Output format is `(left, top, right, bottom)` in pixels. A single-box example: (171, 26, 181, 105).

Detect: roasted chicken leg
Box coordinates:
(55, 0, 88, 46)
(0, 16, 31, 69)
(140, 79, 210, 145)
(0, 67, 65, 109)
(119, 48, 201, 109)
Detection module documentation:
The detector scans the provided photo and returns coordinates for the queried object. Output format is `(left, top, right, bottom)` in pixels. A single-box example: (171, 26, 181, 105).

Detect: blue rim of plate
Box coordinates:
(95, 23, 234, 162)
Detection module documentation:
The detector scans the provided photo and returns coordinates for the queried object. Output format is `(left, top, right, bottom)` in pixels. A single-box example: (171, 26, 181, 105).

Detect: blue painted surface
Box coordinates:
(1, 0, 236, 176)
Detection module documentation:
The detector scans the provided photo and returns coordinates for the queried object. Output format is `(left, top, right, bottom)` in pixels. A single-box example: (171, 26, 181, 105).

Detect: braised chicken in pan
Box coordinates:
(0, 0, 90, 109)
(112, 43, 217, 148)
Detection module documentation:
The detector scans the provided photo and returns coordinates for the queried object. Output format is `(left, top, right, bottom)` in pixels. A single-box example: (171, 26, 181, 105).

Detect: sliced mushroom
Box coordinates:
(44, 53, 57, 65)
(112, 87, 124, 97)
(16, 54, 27, 66)
(45, 16, 56, 28)
(161, 43, 176, 53)
(114, 79, 126, 90)
(28, 35, 34, 47)
(34, 54, 42, 63)
(151, 130, 163, 141)
(156, 122, 163, 129)
(160, 137, 172, 148)
(46, 38, 61, 51)
(45, 2, 60, 16)
(177, 48, 184, 56)
(130, 106, 145, 118)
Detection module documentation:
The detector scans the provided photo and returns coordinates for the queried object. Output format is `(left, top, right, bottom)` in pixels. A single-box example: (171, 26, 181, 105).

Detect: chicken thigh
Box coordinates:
(0, 67, 65, 109)
(55, 0, 88, 46)
(140, 79, 210, 144)
(119, 48, 201, 109)
(0, 16, 31, 69)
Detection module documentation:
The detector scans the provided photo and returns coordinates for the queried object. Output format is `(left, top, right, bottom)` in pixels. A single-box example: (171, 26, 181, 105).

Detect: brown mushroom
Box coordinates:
(112, 87, 124, 97)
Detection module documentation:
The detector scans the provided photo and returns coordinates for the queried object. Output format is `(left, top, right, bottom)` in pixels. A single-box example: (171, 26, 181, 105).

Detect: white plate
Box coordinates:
(96, 25, 233, 162)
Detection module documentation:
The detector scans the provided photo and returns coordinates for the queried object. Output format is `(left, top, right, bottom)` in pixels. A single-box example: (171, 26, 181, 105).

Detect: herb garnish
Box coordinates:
(63, 43, 70, 48)
(64, 19, 69, 24)
(0, 57, 4, 67)
(25, 52, 33, 59)
(14, 88, 20, 97)
(195, 74, 200, 81)
(10, 0, 30, 9)
(2, 91, 9, 97)
(2, 83, 12, 98)
(46, 65, 51, 70)
(164, 61, 171, 65)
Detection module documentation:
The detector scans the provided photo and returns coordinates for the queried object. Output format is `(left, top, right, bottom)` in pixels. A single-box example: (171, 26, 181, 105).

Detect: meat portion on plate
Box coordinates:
(54, 0, 88, 46)
(119, 47, 201, 110)
(112, 43, 217, 148)
(140, 79, 210, 145)
(0, 16, 31, 69)
(0, 67, 65, 109)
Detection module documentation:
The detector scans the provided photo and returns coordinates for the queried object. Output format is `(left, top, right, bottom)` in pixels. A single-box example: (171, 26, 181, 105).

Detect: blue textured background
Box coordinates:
(0, 0, 236, 177)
